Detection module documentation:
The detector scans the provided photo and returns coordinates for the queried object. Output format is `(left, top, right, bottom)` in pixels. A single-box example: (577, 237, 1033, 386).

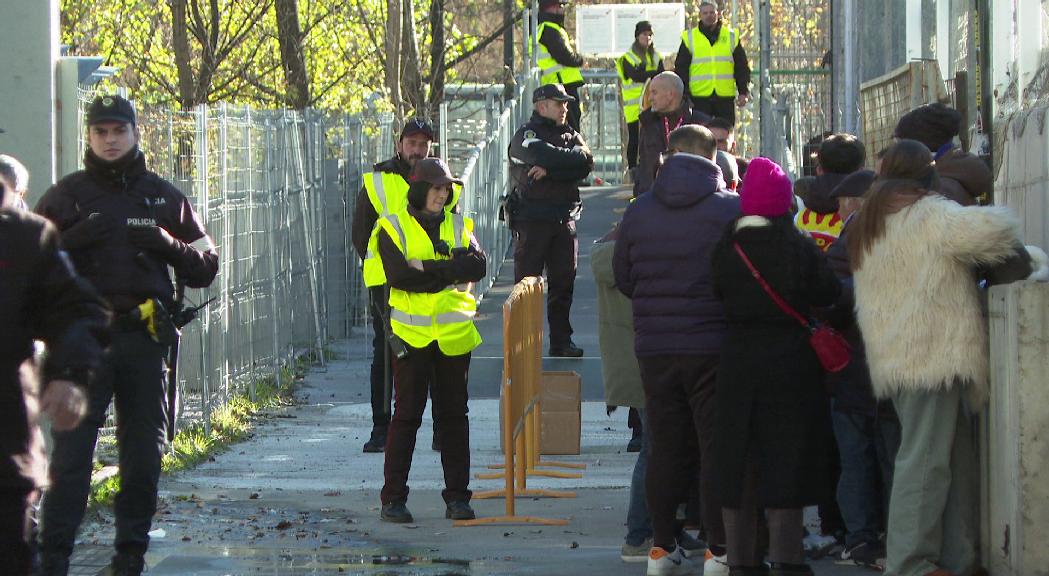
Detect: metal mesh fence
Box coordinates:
(858, 60, 949, 169)
(75, 88, 394, 431)
(74, 73, 528, 437)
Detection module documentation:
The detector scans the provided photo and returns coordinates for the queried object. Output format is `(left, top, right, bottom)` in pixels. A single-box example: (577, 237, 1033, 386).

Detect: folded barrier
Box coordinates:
(455, 277, 583, 527)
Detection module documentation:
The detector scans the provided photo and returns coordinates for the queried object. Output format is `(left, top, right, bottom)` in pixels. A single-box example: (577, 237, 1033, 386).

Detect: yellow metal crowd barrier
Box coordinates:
(455, 277, 585, 527)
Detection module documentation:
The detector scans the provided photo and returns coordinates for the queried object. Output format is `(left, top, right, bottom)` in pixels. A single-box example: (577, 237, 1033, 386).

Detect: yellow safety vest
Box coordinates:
(617, 50, 660, 123)
(374, 210, 481, 356)
(361, 171, 410, 287)
(682, 24, 739, 98)
(537, 21, 584, 86)
(794, 208, 843, 253)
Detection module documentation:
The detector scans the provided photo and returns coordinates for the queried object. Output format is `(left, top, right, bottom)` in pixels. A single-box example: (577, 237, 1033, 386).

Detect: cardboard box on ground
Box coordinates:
(497, 371, 582, 456)
(540, 371, 581, 455)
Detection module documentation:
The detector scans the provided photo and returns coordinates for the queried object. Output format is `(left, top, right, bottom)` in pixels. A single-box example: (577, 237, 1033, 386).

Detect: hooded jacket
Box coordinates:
(613, 153, 740, 356)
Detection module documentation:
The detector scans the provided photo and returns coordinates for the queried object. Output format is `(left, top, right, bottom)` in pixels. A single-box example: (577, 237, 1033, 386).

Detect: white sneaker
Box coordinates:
(702, 550, 730, 576)
(803, 532, 839, 558)
(647, 546, 695, 576)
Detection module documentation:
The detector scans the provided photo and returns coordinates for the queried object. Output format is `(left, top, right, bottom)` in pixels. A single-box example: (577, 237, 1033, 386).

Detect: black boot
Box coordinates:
(37, 551, 70, 576)
(445, 501, 476, 520)
(549, 339, 584, 358)
(362, 424, 387, 453)
(109, 552, 145, 576)
(380, 502, 414, 523)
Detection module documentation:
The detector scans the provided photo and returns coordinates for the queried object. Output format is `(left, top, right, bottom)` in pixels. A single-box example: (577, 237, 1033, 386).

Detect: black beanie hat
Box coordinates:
(635, 21, 653, 37)
(893, 103, 962, 152)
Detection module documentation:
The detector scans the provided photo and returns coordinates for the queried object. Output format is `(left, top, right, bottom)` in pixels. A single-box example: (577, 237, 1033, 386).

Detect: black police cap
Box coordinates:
(86, 95, 137, 126)
(532, 84, 576, 103)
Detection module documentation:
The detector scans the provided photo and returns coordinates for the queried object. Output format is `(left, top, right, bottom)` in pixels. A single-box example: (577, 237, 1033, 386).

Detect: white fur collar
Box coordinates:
(735, 215, 770, 231)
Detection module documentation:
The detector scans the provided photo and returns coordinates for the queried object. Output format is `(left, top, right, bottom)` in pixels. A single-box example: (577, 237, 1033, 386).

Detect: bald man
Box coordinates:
(633, 72, 711, 196)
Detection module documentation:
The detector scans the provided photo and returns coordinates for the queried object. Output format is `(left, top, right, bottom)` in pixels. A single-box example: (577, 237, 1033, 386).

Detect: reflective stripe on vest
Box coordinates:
(683, 25, 738, 98)
(362, 172, 410, 287)
(617, 50, 660, 123)
(383, 211, 482, 356)
(537, 22, 584, 86)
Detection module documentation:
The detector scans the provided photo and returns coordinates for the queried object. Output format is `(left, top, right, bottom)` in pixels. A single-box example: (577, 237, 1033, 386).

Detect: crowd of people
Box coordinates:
(600, 96, 1049, 576)
(3, 2, 1048, 576)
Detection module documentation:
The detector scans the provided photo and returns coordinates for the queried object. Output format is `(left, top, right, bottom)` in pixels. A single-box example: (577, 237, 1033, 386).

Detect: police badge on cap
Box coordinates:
(86, 95, 137, 126)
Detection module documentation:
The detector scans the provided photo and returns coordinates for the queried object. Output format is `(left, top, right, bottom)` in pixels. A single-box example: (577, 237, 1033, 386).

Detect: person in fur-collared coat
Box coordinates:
(849, 140, 1047, 576)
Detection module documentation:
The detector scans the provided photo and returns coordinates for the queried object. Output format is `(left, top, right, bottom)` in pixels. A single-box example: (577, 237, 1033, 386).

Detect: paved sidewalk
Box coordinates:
(67, 186, 868, 574)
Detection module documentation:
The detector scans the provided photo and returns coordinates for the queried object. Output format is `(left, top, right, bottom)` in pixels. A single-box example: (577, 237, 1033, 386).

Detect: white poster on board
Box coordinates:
(574, 3, 687, 58)
(576, 5, 616, 56)
(614, 7, 648, 55)
(646, 4, 687, 56)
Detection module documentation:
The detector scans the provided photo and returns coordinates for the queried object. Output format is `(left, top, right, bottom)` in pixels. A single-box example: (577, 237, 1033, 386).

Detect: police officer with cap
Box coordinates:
(507, 84, 594, 357)
(1, 167, 109, 575)
(35, 95, 219, 576)
(351, 118, 436, 453)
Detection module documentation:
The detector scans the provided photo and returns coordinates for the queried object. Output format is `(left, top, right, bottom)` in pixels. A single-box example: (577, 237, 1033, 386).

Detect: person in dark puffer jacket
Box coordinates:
(613, 124, 739, 574)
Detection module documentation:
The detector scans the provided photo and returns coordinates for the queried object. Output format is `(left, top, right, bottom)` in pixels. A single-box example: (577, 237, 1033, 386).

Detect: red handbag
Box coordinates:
(733, 242, 852, 373)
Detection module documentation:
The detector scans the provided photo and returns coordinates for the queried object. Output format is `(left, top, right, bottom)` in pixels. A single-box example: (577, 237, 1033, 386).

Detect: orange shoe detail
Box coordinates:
(649, 546, 671, 560)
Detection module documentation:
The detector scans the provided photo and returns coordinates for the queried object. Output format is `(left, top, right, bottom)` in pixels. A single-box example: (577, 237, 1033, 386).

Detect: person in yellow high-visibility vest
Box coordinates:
(351, 119, 434, 454)
(370, 158, 487, 524)
(616, 20, 664, 170)
(537, 0, 585, 132)
(674, 1, 751, 125)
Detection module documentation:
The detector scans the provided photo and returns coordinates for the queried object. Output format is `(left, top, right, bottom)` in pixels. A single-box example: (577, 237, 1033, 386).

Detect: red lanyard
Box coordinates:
(663, 115, 684, 147)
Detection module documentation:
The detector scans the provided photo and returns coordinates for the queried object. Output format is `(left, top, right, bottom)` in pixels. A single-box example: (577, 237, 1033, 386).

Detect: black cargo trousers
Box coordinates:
(512, 217, 578, 349)
(369, 285, 392, 430)
(40, 328, 169, 560)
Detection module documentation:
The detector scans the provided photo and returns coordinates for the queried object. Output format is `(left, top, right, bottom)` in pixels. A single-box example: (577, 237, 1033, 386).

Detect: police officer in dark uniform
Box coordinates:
(34, 95, 219, 576)
(351, 119, 435, 453)
(507, 84, 594, 357)
(1, 172, 109, 576)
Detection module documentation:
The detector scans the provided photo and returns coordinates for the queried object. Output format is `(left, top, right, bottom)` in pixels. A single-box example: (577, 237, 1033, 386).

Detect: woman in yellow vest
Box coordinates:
(616, 20, 664, 170)
(370, 158, 486, 524)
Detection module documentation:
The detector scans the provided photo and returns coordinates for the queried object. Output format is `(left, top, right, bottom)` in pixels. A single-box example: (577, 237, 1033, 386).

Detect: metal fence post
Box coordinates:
(195, 103, 212, 435)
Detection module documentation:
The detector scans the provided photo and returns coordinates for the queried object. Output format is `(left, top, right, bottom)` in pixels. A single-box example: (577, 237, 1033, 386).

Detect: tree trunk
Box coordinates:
(171, 0, 197, 109)
(385, 0, 403, 121)
(427, 0, 446, 123)
(401, 0, 424, 118)
(275, 0, 312, 109)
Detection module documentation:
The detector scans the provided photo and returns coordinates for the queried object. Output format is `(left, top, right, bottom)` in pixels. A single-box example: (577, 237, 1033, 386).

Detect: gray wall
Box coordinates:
(0, 1, 58, 202)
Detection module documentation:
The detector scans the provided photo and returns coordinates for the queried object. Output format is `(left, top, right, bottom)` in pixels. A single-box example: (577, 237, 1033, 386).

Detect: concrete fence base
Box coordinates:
(984, 282, 1049, 576)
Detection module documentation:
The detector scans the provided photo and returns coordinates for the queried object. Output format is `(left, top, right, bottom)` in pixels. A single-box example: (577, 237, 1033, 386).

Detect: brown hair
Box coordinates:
(847, 140, 939, 269)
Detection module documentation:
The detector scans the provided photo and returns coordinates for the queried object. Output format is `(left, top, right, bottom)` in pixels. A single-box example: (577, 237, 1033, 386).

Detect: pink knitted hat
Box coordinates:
(740, 157, 792, 217)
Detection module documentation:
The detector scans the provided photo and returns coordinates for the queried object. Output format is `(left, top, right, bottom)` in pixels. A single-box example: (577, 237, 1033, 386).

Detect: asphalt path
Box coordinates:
(468, 185, 632, 402)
